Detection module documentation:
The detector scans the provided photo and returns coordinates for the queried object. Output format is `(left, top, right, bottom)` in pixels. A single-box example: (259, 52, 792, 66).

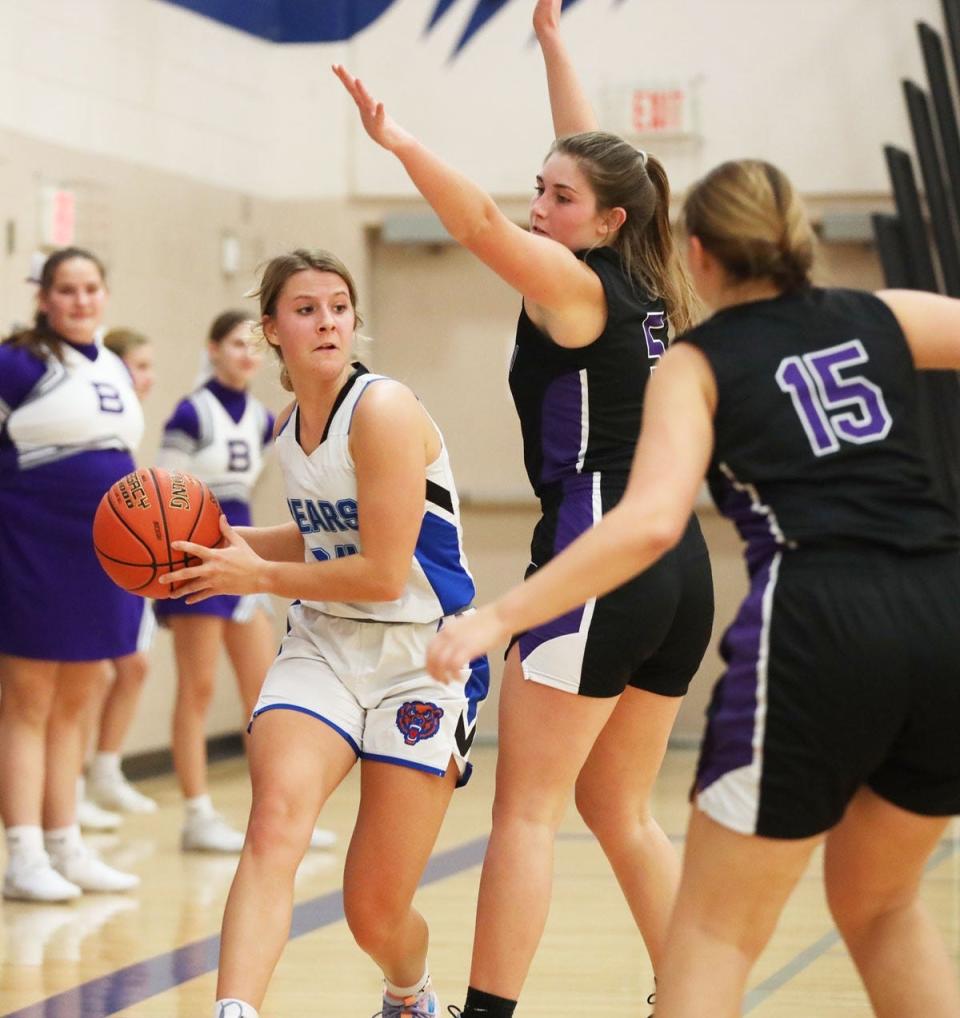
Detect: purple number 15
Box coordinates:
(775, 340, 892, 456)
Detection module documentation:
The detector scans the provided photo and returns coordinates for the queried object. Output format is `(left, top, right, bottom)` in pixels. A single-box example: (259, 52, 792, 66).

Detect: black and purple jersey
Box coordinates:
(684, 288, 960, 838)
(679, 287, 960, 572)
(509, 246, 667, 500)
(506, 246, 713, 698)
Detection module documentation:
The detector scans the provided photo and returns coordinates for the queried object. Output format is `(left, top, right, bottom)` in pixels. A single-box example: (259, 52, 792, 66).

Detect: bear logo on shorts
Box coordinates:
(396, 700, 444, 746)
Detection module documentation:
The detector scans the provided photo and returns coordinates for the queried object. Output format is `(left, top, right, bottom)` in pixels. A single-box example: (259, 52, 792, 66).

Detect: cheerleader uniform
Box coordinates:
(154, 378, 274, 622)
(0, 339, 144, 661)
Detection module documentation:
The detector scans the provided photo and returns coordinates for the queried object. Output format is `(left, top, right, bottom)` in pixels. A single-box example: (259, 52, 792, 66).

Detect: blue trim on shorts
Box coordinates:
(360, 751, 448, 778)
(250, 703, 361, 757)
(465, 655, 489, 725)
(456, 761, 473, 788)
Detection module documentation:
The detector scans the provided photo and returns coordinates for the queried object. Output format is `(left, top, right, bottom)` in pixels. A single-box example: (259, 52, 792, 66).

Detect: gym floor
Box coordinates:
(0, 744, 955, 1017)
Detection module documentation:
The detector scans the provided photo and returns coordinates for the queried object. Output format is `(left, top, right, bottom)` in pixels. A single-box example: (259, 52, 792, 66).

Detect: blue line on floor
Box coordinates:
(5, 825, 957, 1017)
(2, 836, 488, 1018)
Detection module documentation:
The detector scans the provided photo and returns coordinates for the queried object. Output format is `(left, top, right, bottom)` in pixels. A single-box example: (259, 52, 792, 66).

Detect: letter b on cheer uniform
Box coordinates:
(227, 439, 251, 472)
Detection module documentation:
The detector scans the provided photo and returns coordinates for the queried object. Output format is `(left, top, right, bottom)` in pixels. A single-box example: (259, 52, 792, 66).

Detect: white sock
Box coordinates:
(90, 752, 122, 778)
(77, 776, 88, 800)
(44, 824, 83, 855)
(6, 825, 45, 862)
(185, 794, 215, 817)
(385, 968, 430, 1001)
(213, 999, 260, 1018)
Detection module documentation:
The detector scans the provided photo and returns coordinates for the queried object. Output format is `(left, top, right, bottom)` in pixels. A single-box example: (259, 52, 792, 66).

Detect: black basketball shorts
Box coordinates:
(694, 547, 960, 839)
(512, 477, 714, 699)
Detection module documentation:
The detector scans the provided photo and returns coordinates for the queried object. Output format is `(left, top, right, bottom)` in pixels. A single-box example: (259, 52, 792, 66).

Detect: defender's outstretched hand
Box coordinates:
(160, 515, 267, 603)
(533, 0, 563, 39)
(530, 0, 598, 136)
(427, 605, 511, 685)
(333, 64, 411, 152)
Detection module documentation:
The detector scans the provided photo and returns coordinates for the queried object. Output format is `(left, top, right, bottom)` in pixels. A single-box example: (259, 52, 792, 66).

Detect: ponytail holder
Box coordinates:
(636, 148, 648, 165)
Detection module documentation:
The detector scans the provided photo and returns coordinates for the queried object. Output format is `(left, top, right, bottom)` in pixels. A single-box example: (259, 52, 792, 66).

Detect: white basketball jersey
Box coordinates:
(161, 387, 270, 504)
(5, 344, 143, 469)
(277, 370, 476, 624)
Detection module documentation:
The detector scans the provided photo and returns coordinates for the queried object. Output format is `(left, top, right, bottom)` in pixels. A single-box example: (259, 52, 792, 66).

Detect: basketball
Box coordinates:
(92, 467, 224, 599)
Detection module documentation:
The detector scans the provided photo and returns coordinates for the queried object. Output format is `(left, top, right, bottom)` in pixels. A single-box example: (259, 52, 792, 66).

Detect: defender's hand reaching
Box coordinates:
(427, 605, 511, 685)
(333, 64, 413, 153)
(533, 0, 563, 40)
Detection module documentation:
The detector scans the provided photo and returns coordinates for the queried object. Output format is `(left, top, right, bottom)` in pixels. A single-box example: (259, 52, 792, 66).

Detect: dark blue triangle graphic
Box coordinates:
(453, 0, 513, 55)
(160, 0, 399, 43)
(427, 0, 462, 30)
(276, 0, 398, 41)
(161, 0, 603, 52)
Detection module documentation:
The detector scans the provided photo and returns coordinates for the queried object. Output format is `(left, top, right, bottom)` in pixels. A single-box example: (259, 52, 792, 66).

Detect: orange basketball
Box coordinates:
(92, 468, 223, 599)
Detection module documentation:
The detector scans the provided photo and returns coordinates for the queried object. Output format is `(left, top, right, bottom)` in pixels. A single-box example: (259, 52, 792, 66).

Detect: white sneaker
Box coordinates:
(309, 826, 337, 850)
(49, 843, 140, 893)
(87, 772, 158, 814)
(77, 797, 122, 832)
(181, 812, 246, 853)
(3, 856, 82, 902)
(216, 1000, 260, 1018)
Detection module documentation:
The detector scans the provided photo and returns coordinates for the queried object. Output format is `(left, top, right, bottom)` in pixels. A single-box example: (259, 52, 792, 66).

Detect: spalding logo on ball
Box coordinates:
(93, 467, 223, 599)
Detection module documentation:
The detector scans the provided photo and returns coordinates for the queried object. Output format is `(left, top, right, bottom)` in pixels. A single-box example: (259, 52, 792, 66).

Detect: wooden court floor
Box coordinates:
(0, 745, 956, 1017)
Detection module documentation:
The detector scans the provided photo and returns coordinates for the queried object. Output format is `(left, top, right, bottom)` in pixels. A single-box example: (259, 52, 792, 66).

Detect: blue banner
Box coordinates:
(160, 0, 591, 54)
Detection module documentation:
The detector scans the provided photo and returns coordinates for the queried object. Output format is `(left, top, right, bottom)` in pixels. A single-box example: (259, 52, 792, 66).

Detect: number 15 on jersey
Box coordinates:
(775, 340, 893, 457)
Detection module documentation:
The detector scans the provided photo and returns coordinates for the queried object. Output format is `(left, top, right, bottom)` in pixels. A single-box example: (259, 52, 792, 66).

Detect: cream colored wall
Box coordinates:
(0, 0, 349, 198)
(0, 0, 945, 200)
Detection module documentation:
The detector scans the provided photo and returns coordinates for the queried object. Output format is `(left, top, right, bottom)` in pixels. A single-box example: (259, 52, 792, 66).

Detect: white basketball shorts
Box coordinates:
(250, 602, 488, 786)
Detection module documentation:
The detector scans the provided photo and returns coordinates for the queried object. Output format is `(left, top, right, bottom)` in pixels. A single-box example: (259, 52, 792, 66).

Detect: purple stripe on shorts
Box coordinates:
(695, 553, 775, 794)
(540, 371, 584, 485)
(714, 469, 780, 576)
(518, 475, 595, 659)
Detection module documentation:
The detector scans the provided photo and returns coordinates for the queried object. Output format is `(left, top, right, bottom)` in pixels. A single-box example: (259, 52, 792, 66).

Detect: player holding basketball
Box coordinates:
(154, 310, 337, 853)
(0, 247, 141, 900)
(428, 159, 960, 1018)
(159, 248, 488, 1018)
(335, 1, 713, 1013)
